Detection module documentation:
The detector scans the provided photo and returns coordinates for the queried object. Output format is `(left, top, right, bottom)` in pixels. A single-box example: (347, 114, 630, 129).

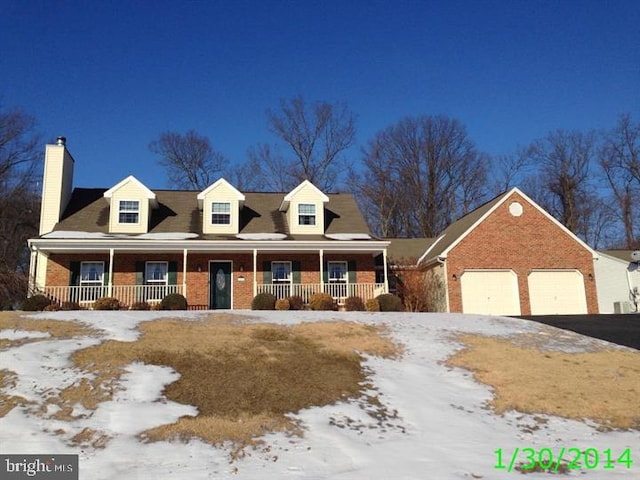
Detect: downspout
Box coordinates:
(436, 256, 450, 313)
(108, 249, 114, 297)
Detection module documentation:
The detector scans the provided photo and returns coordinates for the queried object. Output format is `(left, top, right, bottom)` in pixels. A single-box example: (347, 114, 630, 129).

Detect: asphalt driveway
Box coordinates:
(514, 314, 640, 351)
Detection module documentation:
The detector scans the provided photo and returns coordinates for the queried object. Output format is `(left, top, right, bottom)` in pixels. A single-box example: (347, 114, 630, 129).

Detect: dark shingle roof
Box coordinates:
(601, 250, 634, 262)
(419, 191, 510, 264)
(386, 238, 435, 263)
(53, 188, 373, 239)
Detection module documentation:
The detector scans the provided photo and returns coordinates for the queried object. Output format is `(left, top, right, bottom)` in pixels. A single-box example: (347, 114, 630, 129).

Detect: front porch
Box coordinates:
(39, 281, 386, 309)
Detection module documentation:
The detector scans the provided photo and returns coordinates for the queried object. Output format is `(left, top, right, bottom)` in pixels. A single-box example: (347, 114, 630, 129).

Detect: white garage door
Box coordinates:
(460, 270, 521, 316)
(528, 270, 587, 315)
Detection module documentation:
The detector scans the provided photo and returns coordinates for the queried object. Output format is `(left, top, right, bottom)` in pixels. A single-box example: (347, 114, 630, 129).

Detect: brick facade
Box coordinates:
(445, 192, 598, 315)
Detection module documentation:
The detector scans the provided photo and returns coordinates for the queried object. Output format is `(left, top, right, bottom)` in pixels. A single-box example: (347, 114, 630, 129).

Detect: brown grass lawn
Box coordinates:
(3, 310, 639, 454)
(447, 334, 640, 429)
(65, 315, 400, 448)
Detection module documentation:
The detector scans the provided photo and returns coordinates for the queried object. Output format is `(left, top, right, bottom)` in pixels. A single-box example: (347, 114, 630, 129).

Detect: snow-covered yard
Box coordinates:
(1, 310, 638, 479)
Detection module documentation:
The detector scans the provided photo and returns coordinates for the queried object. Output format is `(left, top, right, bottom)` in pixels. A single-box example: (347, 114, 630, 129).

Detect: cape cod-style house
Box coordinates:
(28, 138, 390, 309)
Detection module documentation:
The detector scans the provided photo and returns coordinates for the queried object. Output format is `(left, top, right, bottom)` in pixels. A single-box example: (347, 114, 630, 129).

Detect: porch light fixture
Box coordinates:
(588, 273, 593, 281)
(452, 274, 458, 281)
(197, 265, 202, 273)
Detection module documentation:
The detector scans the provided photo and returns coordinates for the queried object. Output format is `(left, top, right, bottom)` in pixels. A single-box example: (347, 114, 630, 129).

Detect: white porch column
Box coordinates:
(383, 248, 389, 293)
(108, 249, 114, 296)
(319, 249, 324, 291)
(28, 248, 38, 294)
(183, 249, 188, 298)
(253, 249, 258, 297)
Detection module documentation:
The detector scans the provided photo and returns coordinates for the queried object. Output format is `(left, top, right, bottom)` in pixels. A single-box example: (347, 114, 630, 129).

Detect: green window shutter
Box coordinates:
(69, 261, 80, 286)
(168, 261, 178, 285)
(292, 260, 301, 284)
(135, 262, 145, 285)
(323, 261, 328, 284)
(348, 260, 357, 283)
(102, 268, 109, 286)
(262, 261, 272, 283)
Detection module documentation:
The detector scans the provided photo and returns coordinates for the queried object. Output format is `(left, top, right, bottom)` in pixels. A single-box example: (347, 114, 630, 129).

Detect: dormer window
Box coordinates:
(298, 203, 316, 226)
(119, 200, 140, 224)
(211, 202, 231, 225)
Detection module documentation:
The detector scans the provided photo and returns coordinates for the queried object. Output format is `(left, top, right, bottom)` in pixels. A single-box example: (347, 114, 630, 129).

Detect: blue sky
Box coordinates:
(1, 0, 638, 190)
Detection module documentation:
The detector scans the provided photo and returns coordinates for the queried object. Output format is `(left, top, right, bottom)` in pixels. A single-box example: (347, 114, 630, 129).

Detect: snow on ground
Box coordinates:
(0, 310, 639, 479)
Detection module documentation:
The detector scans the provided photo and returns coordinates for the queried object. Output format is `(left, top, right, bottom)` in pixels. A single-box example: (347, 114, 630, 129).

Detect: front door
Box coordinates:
(209, 261, 232, 309)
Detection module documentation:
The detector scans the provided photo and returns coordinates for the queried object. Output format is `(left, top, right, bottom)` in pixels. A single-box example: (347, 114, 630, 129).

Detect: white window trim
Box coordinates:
(297, 203, 316, 226)
(145, 261, 169, 285)
(211, 201, 232, 225)
(118, 199, 141, 225)
(327, 261, 348, 283)
(271, 261, 292, 284)
(80, 262, 105, 286)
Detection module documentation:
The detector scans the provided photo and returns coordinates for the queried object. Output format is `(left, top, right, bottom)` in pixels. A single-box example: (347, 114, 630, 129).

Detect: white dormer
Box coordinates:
(279, 180, 329, 235)
(103, 175, 157, 234)
(197, 178, 245, 234)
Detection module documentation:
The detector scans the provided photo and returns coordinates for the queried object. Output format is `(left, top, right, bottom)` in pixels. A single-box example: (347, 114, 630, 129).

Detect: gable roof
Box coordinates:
(103, 175, 157, 206)
(420, 187, 597, 264)
(280, 180, 329, 211)
(197, 178, 245, 203)
(51, 188, 372, 240)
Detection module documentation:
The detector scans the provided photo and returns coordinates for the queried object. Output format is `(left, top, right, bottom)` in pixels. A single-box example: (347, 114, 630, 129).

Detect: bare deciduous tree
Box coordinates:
(249, 96, 356, 191)
(525, 130, 596, 236)
(149, 130, 228, 190)
(354, 115, 488, 238)
(0, 104, 41, 308)
(600, 114, 640, 248)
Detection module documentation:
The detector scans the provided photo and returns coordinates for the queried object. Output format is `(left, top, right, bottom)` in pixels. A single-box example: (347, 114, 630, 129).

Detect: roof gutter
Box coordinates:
(28, 238, 391, 253)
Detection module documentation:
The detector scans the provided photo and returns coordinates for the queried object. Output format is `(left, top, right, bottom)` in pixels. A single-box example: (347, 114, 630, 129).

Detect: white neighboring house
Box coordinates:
(593, 250, 640, 313)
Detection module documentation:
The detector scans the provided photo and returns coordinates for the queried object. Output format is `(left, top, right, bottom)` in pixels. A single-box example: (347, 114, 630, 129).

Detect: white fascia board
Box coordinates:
(280, 180, 330, 211)
(28, 238, 391, 254)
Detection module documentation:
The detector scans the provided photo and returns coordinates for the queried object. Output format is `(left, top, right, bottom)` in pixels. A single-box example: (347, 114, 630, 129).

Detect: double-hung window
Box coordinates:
(298, 203, 316, 226)
(327, 261, 348, 283)
(145, 261, 168, 300)
(119, 200, 140, 224)
(271, 261, 291, 299)
(211, 202, 231, 225)
(79, 262, 104, 302)
(327, 261, 348, 302)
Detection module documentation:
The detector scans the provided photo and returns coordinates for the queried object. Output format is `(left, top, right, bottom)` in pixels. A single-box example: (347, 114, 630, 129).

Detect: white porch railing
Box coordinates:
(256, 283, 386, 305)
(41, 285, 183, 307)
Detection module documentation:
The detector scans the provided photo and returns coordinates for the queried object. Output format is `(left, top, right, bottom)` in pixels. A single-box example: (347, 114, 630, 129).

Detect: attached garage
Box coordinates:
(460, 270, 521, 316)
(528, 270, 588, 315)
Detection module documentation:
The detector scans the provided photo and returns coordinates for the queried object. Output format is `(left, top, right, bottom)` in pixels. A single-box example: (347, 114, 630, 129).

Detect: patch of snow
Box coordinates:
(1, 310, 637, 479)
(41, 231, 199, 240)
(0, 329, 50, 340)
(325, 233, 372, 240)
(135, 232, 199, 240)
(236, 233, 288, 240)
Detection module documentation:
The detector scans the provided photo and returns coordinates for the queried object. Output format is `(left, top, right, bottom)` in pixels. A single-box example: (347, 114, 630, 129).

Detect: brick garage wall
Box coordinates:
(446, 192, 598, 314)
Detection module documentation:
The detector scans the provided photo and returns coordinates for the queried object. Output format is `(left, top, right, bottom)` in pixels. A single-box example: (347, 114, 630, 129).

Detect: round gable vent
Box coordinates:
(508, 201, 523, 217)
